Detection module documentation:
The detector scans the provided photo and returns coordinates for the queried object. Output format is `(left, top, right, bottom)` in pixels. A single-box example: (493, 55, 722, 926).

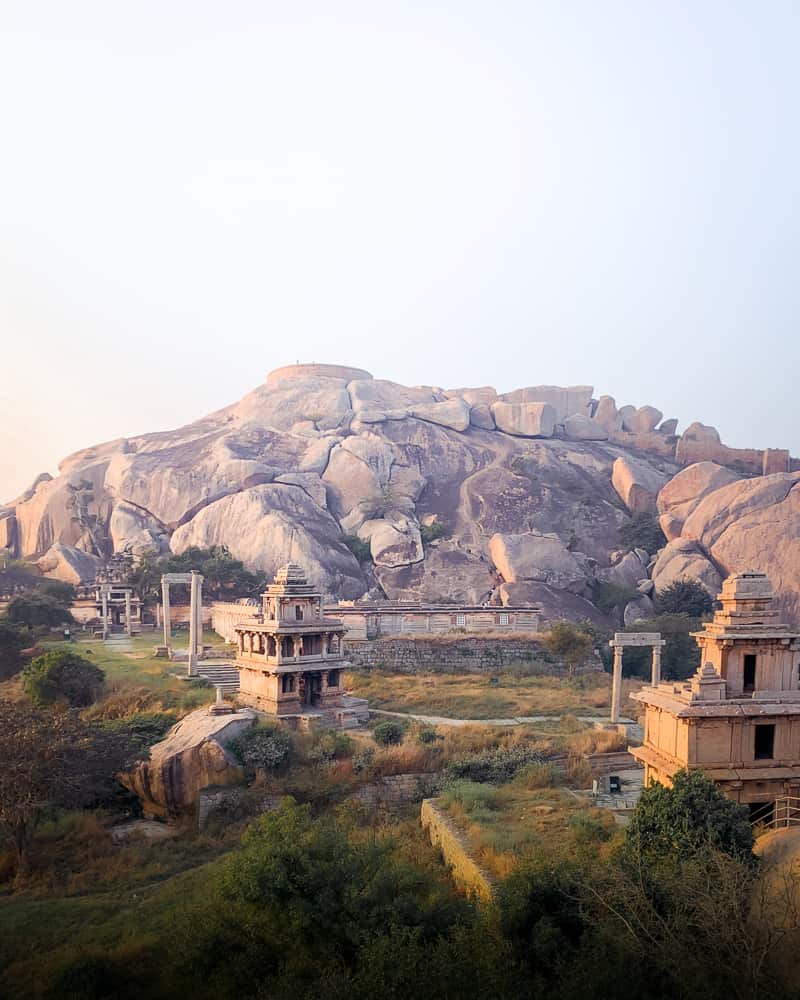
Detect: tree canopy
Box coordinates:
(6, 591, 74, 628)
(129, 546, 268, 604)
(543, 622, 594, 675)
(23, 649, 105, 707)
(0, 621, 29, 680)
(656, 577, 714, 618)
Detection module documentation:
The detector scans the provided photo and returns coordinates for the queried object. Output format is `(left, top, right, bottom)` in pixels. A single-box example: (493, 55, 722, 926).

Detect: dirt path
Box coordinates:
(371, 708, 638, 729)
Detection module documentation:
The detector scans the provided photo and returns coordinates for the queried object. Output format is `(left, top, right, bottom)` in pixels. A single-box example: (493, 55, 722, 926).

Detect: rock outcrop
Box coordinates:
(122, 707, 257, 818)
(5, 362, 798, 620)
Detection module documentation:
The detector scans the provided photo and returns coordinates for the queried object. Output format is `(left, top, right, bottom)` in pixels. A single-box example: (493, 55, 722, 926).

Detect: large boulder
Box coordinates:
(594, 395, 623, 434)
(680, 472, 800, 618)
(624, 594, 655, 625)
(121, 707, 258, 818)
(408, 398, 470, 432)
(599, 549, 649, 589)
(0, 510, 16, 551)
(650, 538, 722, 598)
(498, 581, 611, 625)
(359, 513, 424, 568)
(170, 483, 366, 598)
(491, 401, 556, 438)
(628, 405, 663, 435)
(37, 542, 103, 585)
(656, 462, 741, 540)
(231, 376, 353, 433)
(611, 456, 668, 514)
(109, 500, 170, 557)
(562, 413, 608, 441)
(489, 532, 586, 592)
(501, 385, 593, 421)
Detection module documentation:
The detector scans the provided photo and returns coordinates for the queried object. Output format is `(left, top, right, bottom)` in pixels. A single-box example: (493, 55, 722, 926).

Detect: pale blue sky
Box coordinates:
(2, 1, 798, 502)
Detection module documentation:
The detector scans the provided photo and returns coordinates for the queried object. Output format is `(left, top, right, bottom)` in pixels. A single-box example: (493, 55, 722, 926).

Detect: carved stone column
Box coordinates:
(611, 644, 623, 724)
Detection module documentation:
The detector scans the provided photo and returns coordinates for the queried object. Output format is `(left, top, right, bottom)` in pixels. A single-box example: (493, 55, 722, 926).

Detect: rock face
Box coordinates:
(5, 362, 798, 620)
(122, 708, 258, 818)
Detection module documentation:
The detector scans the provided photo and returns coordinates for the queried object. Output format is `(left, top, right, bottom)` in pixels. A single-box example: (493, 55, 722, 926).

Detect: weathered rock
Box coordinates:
(624, 594, 654, 625)
(37, 543, 103, 585)
(121, 707, 258, 818)
(491, 401, 556, 438)
(231, 376, 353, 433)
(109, 501, 169, 557)
(658, 418, 679, 436)
(359, 513, 424, 568)
(501, 385, 593, 421)
(469, 404, 495, 430)
(680, 473, 800, 618)
(629, 406, 663, 435)
(0, 510, 16, 552)
(408, 398, 471, 432)
(445, 386, 497, 407)
(656, 462, 741, 538)
(170, 483, 365, 598)
(562, 413, 608, 441)
(498, 581, 611, 625)
(489, 532, 586, 592)
(348, 379, 441, 414)
(612, 456, 668, 514)
(681, 421, 721, 444)
(651, 538, 722, 597)
(274, 473, 328, 509)
(594, 395, 623, 433)
(600, 550, 649, 589)
(617, 405, 637, 431)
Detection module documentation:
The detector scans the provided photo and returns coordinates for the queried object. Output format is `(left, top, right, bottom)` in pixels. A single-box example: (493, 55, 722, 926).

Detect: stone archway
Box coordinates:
(609, 631, 665, 723)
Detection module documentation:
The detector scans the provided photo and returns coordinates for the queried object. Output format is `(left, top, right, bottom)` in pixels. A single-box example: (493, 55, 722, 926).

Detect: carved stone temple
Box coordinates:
(631, 572, 800, 822)
(233, 563, 369, 728)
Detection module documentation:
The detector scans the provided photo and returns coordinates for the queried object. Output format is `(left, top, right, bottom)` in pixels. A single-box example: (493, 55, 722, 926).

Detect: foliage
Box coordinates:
(343, 534, 372, 563)
(6, 591, 74, 628)
(618, 512, 666, 554)
(66, 479, 107, 558)
(625, 769, 754, 863)
(0, 701, 134, 876)
(620, 614, 701, 680)
(590, 580, 640, 619)
(23, 650, 105, 707)
(441, 780, 501, 813)
(351, 747, 375, 773)
(98, 713, 174, 756)
(420, 521, 447, 545)
(417, 726, 439, 744)
(372, 719, 406, 745)
(228, 724, 292, 774)
(446, 746, 546, 784)
(128, 546, 268, 604)
(39, 580, 77, 603)
(0, 620, 29, 680)
(307, 730, 353, 763)
(542, 622, 593, 675)
(656, 577, 714, 618)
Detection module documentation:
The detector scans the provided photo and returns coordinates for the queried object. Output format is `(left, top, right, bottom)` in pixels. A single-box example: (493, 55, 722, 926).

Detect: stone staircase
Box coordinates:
(196, 663, 240, 692)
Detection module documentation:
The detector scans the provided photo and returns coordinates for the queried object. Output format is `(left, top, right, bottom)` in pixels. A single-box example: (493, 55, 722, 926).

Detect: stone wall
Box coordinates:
(347, 772, 438, 807)
(345, 635, 579, 674)
(420, 799, 495, 901)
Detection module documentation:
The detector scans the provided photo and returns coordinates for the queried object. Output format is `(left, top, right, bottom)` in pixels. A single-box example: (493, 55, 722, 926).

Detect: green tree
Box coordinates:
(228, 724, 292, 775)
(542, 621, 593, 676)
(0, 620, 29, 680)
(7, 591, 74, 628)
(618, 512, 666, 554)
(621, 613, 700, 680)
(626, 769, 754, 862)
(40, 580, 77, 603)
(23, 650, 105, 707)
(656, 577, 714, 618)
(590, 581, 640, 624)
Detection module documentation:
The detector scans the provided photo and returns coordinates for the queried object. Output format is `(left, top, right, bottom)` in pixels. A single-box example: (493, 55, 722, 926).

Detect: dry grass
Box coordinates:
(346, 669, 641, 719)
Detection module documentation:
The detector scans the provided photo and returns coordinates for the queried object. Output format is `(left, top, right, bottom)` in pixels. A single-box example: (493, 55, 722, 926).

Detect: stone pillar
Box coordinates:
(651, 644, 662, 686)
(188, 571, 200, 676)
(156, 602, 161, 628)
(321, 632, 328, 659)
(610, 644, 623, 724)
(161, 579, 171, 651)
(125, 590, 132, 637)
(196, 576, 203, 656)
(101, 589, 109, 640)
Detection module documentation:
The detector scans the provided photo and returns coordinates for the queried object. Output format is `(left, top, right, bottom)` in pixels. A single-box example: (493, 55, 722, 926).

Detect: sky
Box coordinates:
(1, 0, 799, 503)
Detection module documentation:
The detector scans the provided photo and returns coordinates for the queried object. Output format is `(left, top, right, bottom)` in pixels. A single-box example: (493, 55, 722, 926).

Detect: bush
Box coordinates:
(0, 620, 29, 680)
(39, 580, 77, 604)
(442, 779, 501, 813)
(372, 720, 406, 746)
(7, 592, 74, 628)
(343, 535, 372, 563)
(618, 512, 666, 554)
(591, 580, 640, 616)
(542, 622, 593, 674)
(417, 726, 439, 744)
(99, 713, 174, 755)
(23, 650, 105, 706)
(352, 747, 375, 773)
(308, 730, 354, 763)
(620, 614, 701, 680)
(656, 578, 714, 618)
(228, 724, 292, 773)
(446, 746, 546, 784)
(419, 521, 447, 544)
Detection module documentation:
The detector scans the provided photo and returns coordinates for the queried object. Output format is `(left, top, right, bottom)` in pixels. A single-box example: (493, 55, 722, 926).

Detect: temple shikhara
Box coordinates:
(631, 572, 800, 821)
(233, 563, 369, 728)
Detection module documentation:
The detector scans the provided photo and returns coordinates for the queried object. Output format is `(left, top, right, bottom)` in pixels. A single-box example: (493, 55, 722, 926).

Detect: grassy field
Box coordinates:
(346, 668, 643, 719)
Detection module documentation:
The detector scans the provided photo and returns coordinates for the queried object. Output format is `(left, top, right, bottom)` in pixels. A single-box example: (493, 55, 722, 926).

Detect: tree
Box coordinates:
(656, 578, 714, 618)
(23, 650, 105, 706)
(590, 581, 641, 625)
(6, 591, 74, 628)
(0, 621, 29, 680)
(626, 769, 754, 863)
(228, 724, 292, 775)
(372, 720, 405, 745)
(621, 614, 700, 680)
(618, 512, 666, 555)
(0, 702, 133, 876)
(39, 580, 77, 604)
(543, 621, 593, 676)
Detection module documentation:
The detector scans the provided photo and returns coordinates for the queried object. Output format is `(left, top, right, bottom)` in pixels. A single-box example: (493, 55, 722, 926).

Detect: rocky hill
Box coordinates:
(3, 363, 799, 622)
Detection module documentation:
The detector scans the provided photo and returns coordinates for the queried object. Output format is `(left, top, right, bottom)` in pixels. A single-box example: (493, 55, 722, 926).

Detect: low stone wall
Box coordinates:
(421, 799, 495, 901)
(346, 635, 569, 674)
(348, 772, 438, 807)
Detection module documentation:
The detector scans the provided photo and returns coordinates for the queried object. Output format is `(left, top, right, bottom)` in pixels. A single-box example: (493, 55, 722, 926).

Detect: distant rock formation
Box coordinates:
(4, 363, 799, 619)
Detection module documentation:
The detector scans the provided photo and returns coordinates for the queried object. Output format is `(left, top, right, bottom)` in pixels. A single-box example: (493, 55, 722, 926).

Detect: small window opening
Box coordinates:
(455, 614, 466, 627)
(754, 724, 775, 760)
(744, 654, 757, 692)
(327, 670, 339, 688)
(295, 605, 303, 621)
(499, 613, 509, 626)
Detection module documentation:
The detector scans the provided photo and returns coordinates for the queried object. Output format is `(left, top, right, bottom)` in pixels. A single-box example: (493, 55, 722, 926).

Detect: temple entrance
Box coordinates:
(301, 672, 323, 706)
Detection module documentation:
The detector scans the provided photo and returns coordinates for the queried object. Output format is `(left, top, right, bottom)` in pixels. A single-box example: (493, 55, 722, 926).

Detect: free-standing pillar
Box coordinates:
(125, 590, 132, 637)
(610, 644, 623, 724)
(101, 589, 109, 640)
(651, 644, 662, 686)
(161, 578, 171, 652)
(188, 571, 201, 677)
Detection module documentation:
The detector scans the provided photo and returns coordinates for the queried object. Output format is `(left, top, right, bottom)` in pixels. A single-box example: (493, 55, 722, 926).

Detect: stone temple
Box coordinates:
(233, 563, 369, 728)
(631, 572, 800, 823)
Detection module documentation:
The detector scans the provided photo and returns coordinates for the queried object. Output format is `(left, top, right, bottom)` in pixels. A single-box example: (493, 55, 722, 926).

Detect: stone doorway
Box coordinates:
(301, 672, 323, 706)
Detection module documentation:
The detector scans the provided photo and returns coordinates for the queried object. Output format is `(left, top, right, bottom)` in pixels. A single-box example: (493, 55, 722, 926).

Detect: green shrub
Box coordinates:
(446, 746, 546, 784)
(352, 747, 375, 773)
(343, 535, 372, 563)
(417, 726, 439, 744)
(591, 580, 640, 616)
(99, 713, 174, 755)
(308, 730, 353, 763)
(442, 779, 501, 813)
(23, 650, 105, 706)
(0, 620, 29, 680)
(228, 724, 292, 773)
(618, 512, 666, 554)
(655, 578, 714, 618)
(419, 521, 447, 544)
(372, 720, 406, 746)
(7, 591, 74, 628)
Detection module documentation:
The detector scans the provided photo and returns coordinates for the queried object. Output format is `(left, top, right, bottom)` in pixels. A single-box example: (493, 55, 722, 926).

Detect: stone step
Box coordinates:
(196, 665, 240, 691)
